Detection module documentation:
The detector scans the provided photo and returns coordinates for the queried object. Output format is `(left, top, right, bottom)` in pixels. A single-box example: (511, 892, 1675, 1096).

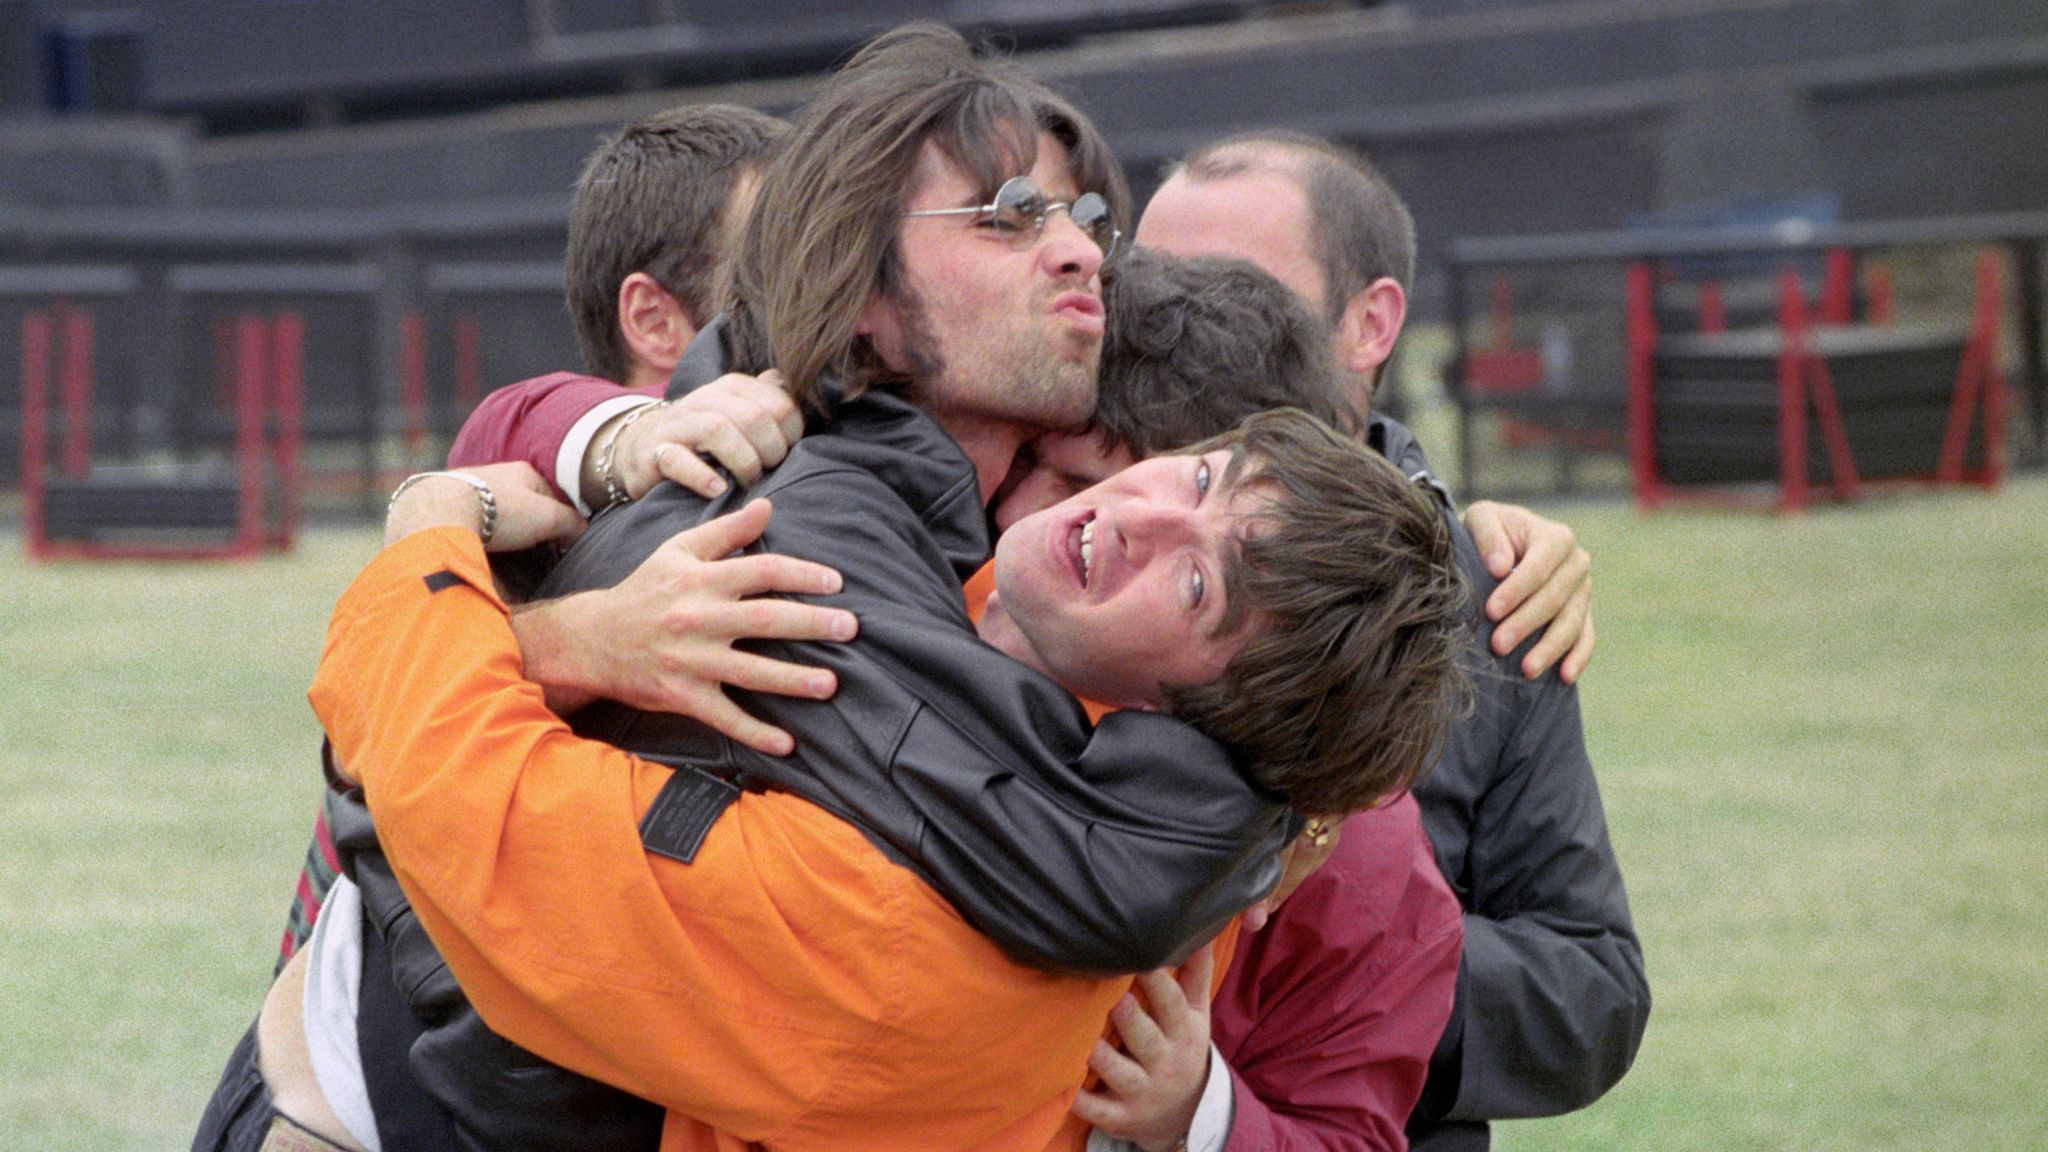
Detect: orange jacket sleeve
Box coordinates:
(309, 528, 1132, 1150)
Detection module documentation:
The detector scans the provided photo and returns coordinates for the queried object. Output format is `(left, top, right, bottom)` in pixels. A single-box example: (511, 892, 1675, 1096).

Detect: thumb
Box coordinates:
(1180, 942, 1216, 1006)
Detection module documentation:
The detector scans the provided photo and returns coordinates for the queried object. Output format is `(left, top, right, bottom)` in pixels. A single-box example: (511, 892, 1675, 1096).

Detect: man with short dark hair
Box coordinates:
(472, 102, 800, 520)
(565, 103, 786, 391)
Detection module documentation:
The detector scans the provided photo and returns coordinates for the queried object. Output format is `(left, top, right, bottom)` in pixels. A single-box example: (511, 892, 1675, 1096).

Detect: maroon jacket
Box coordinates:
(1212, 793, 1462, 1151)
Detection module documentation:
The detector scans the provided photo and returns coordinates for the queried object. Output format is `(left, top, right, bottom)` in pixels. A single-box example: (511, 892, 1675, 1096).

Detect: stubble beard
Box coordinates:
(894, 279, 1100, 432)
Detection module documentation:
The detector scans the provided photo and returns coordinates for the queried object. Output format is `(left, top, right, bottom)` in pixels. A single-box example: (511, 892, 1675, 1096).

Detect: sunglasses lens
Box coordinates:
(990, 178, 1046, 235)
(1068, 193, 1113, 246)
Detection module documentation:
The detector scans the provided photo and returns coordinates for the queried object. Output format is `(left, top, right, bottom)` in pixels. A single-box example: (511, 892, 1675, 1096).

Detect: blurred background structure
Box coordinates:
(3, 0, 2046, 536)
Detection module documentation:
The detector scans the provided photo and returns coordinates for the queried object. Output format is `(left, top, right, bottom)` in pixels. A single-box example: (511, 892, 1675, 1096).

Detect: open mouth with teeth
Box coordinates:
(1070, 514, 1096, 587)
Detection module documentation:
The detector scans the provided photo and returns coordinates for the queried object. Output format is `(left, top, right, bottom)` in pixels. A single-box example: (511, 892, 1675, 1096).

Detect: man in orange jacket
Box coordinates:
(305, 382, 1467, 1152)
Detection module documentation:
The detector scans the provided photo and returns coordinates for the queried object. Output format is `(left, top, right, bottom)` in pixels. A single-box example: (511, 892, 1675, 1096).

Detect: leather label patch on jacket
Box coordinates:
(423, 569, 465, 593)
(640, 766, 740, 864)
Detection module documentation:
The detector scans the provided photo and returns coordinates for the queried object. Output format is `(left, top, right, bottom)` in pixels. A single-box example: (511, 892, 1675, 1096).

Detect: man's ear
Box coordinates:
(854, 289, 902, 364)
(1333, 276, 1407, 380)
(617, 272, 697, 378)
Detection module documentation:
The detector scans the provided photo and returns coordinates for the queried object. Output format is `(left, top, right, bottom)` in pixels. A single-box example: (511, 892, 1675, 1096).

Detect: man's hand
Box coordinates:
(511, 499, 858, 756)
(600, 371, 804, 501)
(385, 463, 586, 552)
(1071, 944, 1217, 1152)
(1462, 500, 1594, 683)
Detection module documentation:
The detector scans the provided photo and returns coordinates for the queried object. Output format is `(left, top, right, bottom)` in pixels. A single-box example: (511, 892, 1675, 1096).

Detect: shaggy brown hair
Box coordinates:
(1088, 248, 1356, 457)
(1166, 408, 1468, 816)
(1172, 130, 1415, 322)
(724, 22, 1129, 411)
(564, 103, 787, 383)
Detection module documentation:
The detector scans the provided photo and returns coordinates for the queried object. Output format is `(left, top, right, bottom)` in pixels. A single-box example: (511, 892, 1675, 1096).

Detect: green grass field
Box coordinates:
(3, 476, 2045, 1150)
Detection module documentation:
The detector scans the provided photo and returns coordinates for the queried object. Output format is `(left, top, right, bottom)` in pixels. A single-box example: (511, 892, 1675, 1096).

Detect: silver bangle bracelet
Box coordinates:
(597, 399, 667, 510)
(390, 470, 497, 547)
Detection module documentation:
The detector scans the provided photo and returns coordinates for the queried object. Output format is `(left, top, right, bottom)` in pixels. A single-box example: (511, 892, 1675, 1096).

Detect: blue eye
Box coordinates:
(1190, 567, 1206, 610)
(1195, 461, 1211, 500)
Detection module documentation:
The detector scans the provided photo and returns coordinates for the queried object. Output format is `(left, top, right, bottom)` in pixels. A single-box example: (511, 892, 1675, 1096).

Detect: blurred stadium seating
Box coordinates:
(3, 0, 2045, 511)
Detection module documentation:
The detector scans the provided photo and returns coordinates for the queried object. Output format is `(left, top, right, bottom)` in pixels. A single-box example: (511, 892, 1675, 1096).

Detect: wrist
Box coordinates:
(387, 471, 496, 547)
(578, 408, 635, 511)
(509, 596, 602, 713)
(586, 398, 667, 511)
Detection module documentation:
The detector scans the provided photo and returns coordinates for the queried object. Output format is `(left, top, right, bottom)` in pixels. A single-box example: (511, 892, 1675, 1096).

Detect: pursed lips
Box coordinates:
(1051, 290, 1105, 335)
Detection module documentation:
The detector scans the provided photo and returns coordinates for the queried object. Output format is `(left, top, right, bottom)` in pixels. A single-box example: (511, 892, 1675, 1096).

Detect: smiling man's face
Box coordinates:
(978, 448, 1270, 710)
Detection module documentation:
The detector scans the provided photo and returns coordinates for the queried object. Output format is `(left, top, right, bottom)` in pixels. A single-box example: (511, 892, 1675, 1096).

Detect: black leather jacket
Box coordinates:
(332, 323, 1295, 1151)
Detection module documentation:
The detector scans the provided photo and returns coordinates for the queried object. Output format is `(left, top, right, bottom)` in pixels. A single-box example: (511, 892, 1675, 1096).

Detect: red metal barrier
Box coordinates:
(1623, 261, 1662, 509)
(272, 312, 306, 546)
(21, 311, 52, 557)
(232, 314, 268, 557)
(1820, 247, 1855, 325)
(1938, 249, 2005, 486)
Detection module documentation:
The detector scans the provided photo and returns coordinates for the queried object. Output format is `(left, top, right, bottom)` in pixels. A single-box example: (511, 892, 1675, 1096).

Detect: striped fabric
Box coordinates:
(275, 790, 342, 975)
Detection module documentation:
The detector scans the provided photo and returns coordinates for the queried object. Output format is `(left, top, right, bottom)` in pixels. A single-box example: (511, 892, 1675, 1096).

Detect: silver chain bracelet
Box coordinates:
(597, 399, 668, 510)
(390, 470, 497, 547)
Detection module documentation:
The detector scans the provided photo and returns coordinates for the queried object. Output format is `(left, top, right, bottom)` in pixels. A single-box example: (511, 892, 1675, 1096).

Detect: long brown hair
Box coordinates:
(725, 23, 1128, 411)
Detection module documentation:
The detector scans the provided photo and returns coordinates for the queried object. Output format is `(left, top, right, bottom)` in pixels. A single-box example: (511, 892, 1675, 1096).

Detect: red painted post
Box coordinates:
(1943, 248, 2006, 486)
(1979, 248, 2007, 488)
(58, 305, 94, 480)
(1821, 248, 1854, 325)
(1624, 262, 1661, 509)
(21, 312, 52, 556)
(1804, 356, 1861, 501)
(233, 315, 269, 557)
(272, 312, 306, 546)
(1776, 267, 1810, 513)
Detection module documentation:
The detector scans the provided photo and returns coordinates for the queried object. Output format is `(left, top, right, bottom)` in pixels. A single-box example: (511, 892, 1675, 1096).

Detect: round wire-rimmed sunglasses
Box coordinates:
(905, 176, 1122, 267)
